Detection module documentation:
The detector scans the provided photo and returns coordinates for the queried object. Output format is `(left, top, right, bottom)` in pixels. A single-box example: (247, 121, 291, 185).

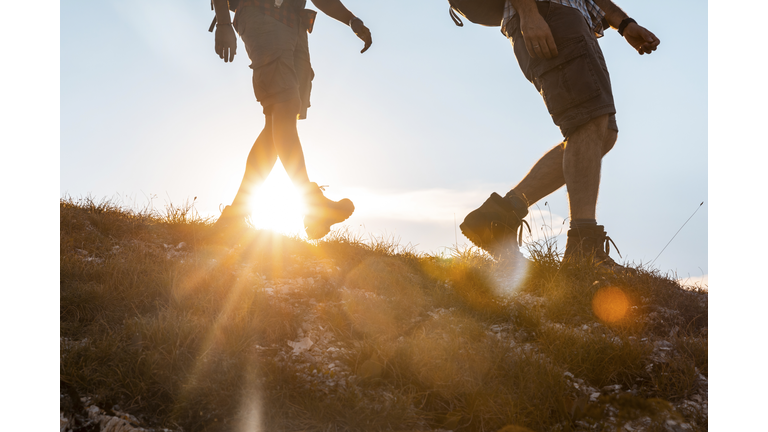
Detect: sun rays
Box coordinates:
(247, 166, 306, 237)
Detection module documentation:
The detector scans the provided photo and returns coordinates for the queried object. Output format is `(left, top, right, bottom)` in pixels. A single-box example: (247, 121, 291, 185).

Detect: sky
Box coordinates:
(58, 0, 708, 288)
(1, 1, 767, 427)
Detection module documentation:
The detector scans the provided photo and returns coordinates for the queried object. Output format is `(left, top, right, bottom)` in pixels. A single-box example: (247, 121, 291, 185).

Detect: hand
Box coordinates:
(214, 24, 237, 62)
(520, 13, 558, 59)
(350, 18, 372, 53)
(623, 22, 659, 55)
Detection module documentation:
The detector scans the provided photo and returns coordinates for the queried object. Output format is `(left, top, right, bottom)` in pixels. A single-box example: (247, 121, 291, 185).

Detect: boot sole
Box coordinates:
(304, 199, 355, 240)
(460, 221, 520, 259)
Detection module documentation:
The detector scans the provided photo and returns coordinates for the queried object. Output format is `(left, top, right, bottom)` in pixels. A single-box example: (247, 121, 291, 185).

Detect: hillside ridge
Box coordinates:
(60, 197, 708, 432)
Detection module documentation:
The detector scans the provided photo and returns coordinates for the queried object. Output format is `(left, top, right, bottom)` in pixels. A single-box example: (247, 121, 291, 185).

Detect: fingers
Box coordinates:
(521, 18, 558, 59)
(214, 44, 236, 62)
(544, 34, 558, 58)
(352, 22, 372, 54)
(628, 26, 660, 55)
(644, 32, 660, 53)
(525, 35, 557, 59)
(214, 25, 237, 62)
(359, 29, 372, 53)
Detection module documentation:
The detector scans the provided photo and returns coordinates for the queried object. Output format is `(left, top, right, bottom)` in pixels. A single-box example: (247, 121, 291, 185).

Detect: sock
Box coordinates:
(503, 190, 529, 215)
(570, 218, 597, 230)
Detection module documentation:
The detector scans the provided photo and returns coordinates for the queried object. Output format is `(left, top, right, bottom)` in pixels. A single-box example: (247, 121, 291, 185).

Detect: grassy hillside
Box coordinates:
(60, 197, 707, 432)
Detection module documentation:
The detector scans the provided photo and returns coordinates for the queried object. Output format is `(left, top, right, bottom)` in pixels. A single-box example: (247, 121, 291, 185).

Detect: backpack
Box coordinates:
(209, 1, 240, 32)
(448, 0, 506, 27)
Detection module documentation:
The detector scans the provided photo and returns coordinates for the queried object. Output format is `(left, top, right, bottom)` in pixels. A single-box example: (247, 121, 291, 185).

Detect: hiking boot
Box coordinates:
(460, 192, 530, 260)
(302, 183, 355, 240)
(562, 225, 634, 273)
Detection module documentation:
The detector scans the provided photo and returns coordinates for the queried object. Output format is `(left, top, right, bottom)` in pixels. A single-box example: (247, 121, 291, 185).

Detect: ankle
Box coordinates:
(570, 218, 597, 230)
(298, 181, 319, 194)
(503, 190, 529, 214)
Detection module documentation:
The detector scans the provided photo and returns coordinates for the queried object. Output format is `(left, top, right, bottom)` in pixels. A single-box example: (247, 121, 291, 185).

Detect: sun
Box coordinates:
(246, 166, 306, 236)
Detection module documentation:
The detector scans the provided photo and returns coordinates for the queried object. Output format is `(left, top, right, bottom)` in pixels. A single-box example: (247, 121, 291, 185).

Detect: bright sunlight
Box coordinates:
(247, 165, 306, 236)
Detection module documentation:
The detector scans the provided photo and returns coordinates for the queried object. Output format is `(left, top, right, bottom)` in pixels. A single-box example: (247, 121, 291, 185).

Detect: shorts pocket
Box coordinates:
(251, 54, 298, 103)
(531, 35, 601, 115)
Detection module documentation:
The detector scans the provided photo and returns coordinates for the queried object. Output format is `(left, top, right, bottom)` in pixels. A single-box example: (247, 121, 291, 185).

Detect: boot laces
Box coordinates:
(517, 219, 531, 247)
(602, 235, 622, 259)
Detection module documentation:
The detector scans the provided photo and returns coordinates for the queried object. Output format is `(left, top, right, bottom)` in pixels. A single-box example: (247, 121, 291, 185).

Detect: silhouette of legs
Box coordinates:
(270, 98, 311, 188)
(220, 96, 354, 238)
(229, 97, 311, 210)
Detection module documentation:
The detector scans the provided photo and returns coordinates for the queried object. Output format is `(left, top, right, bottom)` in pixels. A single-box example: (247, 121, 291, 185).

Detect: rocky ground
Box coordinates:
(61, 251, 707, 432)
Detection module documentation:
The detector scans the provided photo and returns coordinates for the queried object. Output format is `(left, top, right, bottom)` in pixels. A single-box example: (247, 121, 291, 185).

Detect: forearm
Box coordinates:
(310, 0, 355, 26)
(592, 0, 629, 29)
(508, 0, 542, 24)
(213, 0, 233, 26)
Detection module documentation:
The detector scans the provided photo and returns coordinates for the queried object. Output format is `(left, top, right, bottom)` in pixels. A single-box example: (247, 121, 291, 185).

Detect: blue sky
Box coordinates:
(58, 0, 708, 286)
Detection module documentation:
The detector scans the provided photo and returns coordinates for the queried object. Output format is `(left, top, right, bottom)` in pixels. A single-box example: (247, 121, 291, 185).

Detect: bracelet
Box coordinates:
(349, 16, 363, 27)
(618, 17, 636, 37)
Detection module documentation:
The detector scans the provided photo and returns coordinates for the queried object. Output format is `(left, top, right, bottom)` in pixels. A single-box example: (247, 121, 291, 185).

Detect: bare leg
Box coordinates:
(270, 98, 311, 188)
(562, 114, 609, 220)
(509, 121, 617, 209)
(230, 118, 278, 209)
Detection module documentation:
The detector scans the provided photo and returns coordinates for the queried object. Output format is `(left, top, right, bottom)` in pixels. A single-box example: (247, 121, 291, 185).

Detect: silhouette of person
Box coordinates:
(458, 0, 659, 271)
(210, 0, 372, 239)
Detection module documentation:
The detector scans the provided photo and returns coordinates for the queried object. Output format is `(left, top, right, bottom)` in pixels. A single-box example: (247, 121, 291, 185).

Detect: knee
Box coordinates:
(569, 114, 609, 141)
(602, 129, 618, 155)
(271, 99, 301, 124)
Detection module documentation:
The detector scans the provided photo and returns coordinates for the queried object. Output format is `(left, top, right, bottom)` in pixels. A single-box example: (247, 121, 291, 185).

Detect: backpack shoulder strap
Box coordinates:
(209, 1, 217, 32)
(449, 7, 464, 27)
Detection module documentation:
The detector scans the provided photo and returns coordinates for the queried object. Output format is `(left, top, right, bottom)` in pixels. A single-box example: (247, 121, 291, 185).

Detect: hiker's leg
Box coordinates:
(508, 129, 618, 206)
(270, 97, 311, 187)
(508, 141, 566, 207)
(562, 114, 609, 221)
(230, 119, 279, 209)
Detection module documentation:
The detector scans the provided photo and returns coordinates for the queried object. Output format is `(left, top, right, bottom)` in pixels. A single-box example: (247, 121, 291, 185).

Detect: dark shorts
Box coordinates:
(235, 5, 314, 119)
(507, 2, 618, 138)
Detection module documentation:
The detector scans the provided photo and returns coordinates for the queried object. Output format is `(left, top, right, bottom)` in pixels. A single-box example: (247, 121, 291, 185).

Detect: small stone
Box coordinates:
(655, 340, 674, 350)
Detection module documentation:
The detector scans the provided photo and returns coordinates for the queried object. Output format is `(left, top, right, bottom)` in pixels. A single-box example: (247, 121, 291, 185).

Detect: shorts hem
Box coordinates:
(558, 105, 617, 138)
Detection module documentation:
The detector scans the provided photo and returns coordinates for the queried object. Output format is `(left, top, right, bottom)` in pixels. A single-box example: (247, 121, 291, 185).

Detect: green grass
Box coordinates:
(60, 196, 708, 432)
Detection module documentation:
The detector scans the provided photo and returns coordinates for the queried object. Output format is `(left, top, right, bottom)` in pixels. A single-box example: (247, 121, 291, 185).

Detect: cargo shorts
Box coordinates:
(507, 2, 618, 138)
(235, 4, 314, 119)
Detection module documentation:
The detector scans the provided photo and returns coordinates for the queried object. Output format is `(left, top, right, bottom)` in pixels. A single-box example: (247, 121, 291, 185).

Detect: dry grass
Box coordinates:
(60, 197, 708, 432)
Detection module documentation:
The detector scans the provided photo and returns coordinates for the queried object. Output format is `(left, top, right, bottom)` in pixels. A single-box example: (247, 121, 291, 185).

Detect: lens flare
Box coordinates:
(591, 286, 630, 323)
(247, 166, 306, 236)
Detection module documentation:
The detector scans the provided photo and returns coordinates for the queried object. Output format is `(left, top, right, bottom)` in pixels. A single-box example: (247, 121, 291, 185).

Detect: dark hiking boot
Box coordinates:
(562, 225, 635, 273)
(302, 183, 355, 240)
(460, 192, 530, 260)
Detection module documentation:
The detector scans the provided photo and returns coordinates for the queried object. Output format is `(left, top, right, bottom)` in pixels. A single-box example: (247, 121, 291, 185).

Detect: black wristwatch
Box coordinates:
(618, 18, 637, 37)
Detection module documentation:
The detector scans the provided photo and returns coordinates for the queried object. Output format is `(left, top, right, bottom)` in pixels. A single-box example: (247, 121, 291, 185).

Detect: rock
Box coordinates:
(288, 336, 314, 354)
(654, 340, 674, 350)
